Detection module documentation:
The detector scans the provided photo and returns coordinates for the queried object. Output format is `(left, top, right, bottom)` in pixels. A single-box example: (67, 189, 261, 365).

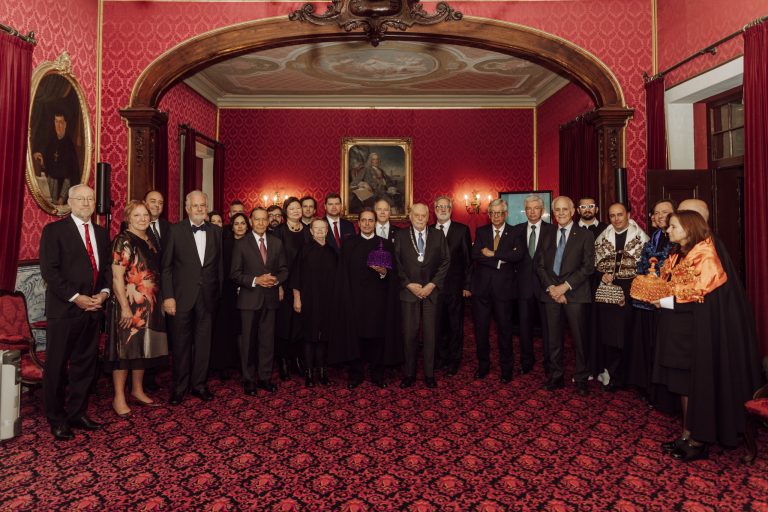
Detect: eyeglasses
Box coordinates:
(70, 196, 95, 203)
(435, 205, 452, 210)
(578, 204, 596, 210)
(489, 210, 507, 216)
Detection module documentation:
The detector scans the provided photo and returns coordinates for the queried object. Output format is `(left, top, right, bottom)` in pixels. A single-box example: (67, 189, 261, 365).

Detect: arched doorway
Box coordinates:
(120, 15, 633, 207)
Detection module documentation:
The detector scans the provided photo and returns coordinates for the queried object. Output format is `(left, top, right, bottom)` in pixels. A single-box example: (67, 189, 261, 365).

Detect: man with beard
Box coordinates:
(267, 205, 283, 231)
(331, 208, 401, 388)
(577, 197, 608, 237)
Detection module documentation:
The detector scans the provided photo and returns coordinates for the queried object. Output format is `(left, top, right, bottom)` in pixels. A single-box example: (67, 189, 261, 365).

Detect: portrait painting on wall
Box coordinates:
(500, 190, 552, 226)
(26, 52, 91, 216)
(341, 137, 413, 220)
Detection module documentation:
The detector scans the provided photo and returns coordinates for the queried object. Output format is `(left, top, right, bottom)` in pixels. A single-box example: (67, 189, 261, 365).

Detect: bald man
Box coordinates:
(394, 203, 450, 388)
(677, 199, 709, 221)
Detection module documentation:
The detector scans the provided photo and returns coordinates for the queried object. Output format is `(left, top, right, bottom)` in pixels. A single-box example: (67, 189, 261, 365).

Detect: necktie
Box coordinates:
(417, 231, 425, 254)
(259, 237, 268, 264)
(529, 225, 537, 258)
(150, 221, 161, 249)
(493, 229, 501, 251)
(553, 227, 567, 275)
(653, 229, 661, 249)
(438, 224, 444, 234)
(379, 225, 386, 238)
(333, 221, 341, 247)
(83, 223, 98, 290)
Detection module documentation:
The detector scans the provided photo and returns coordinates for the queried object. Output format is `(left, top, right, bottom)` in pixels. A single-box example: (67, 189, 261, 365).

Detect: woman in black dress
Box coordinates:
(292, 219, 338, 387)
(210, 212, 249, 379)
(108, 200, 168, 417)
(273, 197, 310, 380)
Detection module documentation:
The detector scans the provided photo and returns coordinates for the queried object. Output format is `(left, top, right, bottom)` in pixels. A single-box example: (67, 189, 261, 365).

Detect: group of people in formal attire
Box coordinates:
(39, 185, 763, 464)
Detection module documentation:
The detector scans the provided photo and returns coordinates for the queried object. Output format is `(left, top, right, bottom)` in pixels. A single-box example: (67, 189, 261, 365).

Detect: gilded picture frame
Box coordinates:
(341, 137, 413, 221)
(26, 52, 92, 216)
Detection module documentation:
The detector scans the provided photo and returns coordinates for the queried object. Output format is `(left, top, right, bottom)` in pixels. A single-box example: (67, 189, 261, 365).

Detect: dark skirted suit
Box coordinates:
(230, 232, 289, 384)
(39, 215, 111, 427)
(511, 220, 557, 373)
(394, 226, 450, 379)
(433, 221, 472, 372)
(535, 223, 595, 384)
(325, 216, 356, 254)
(161, 220, 223, 396)
(470, 223, 524, 377)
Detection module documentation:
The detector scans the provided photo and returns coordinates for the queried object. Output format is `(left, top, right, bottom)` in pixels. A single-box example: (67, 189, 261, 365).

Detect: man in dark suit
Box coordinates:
(39, 184, 110, 440)
(471, 198, 524, 382)
(230, 207, 289, 394)
(161, 190, 223, 405)
(374, 197, 399, 244)
(536, 195, 595, 396)
(432, 195, 472, 376)
(324, 193, 356, 253)
(512, 194, 557, 375)
(394, 203, 450, 388)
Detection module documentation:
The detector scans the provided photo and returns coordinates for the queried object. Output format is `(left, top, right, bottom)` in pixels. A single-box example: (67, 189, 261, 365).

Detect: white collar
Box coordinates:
(528, 220, 542, 229)
(71, 215, 92, 228)
(326, 216, 340, 223)
(437, 219, 451, 231)
(377, 221, 390, 229)
(578, 218, 598, 228)
(361, 233, 375, 240)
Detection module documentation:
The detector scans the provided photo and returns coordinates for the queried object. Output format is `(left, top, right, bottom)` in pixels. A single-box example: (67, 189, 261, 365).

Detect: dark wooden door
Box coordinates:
(646, 168, 714, 224)
(714, 166, 745, 282)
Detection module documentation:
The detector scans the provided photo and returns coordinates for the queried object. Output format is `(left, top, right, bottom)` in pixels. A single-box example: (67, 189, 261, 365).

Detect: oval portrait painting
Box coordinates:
(26, 52, 91, 216)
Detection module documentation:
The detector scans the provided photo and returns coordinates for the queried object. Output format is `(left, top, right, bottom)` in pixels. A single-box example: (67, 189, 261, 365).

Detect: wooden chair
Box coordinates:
(743, 382, 768, 465)
(0, 290, 45, 387)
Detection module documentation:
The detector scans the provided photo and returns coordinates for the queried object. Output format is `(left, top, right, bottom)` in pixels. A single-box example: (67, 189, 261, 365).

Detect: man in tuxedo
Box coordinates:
(577, 197, 608, 237)
(325, 193, 355, 253)
(300, 196, 317, 226)
(230, 207, 289, 394)
(512, 194, 557, 375)
(394, 203, 450, 388)
(536, 195, 595, 396)
(162, 190, 223, 405)
(39, 184, 110, 440)
(471, 198, 524, 382)
(374, 197, 399, 244)
(432, 195, 472, 376)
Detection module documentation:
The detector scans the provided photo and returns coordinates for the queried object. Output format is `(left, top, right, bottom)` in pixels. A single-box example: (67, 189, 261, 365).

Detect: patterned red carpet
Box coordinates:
(2, 320, 767, 510)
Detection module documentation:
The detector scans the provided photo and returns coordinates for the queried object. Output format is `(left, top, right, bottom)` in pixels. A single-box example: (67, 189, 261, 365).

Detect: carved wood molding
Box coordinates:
(119, 108, 168, 200)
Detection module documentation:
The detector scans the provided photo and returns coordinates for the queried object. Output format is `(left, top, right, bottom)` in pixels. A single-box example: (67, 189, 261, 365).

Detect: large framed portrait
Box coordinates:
(341, 137, 412, 220)
(26, 52, 92, 216)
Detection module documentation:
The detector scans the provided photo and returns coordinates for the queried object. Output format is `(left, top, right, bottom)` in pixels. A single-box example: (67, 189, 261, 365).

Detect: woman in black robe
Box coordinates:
(292, 219, 338, 387)
(273, 197, 310, 380)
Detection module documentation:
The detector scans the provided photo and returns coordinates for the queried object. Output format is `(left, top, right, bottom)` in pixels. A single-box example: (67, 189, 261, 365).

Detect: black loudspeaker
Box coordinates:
(96, 162, 111, 215)
(615, 167, 627, 207)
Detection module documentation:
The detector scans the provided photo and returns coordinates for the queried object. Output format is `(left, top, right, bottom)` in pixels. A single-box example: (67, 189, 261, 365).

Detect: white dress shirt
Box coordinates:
(526, 220, 542, 253)
(377, 222, 390, 239)
(436, 219, 452, 237)
(491, 223, 506, 269)
(191, 220, 206, 265)
(70, 215, 109, 301)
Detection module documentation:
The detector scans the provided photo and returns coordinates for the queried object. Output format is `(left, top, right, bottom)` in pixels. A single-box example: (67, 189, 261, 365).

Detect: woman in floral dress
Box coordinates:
(108, 200, 168, 417)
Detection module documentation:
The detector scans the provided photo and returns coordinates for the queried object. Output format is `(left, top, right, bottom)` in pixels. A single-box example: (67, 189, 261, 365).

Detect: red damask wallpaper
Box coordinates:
(219, 108, 534, 232)
(658, 0, 765, 87)
(157, 83, 218, 224)
(537, 83, 596, 200)
(3, 0, 98, 260)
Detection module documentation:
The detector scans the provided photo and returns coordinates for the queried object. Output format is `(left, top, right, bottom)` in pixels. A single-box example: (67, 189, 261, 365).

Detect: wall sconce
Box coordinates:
(262, 191, 282, 207)
(464, 191, 493, 214)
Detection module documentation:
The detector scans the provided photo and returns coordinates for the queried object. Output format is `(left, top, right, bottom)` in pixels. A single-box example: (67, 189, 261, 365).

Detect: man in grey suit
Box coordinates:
(535, 195, 595, 396)
(394, 203, 450, 389)
(162, 190, 223, 405)
(230, 207, 289, 394)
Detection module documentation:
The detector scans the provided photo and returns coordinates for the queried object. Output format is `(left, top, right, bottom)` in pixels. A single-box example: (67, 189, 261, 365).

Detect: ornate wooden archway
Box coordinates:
(120, 15, 634, 207)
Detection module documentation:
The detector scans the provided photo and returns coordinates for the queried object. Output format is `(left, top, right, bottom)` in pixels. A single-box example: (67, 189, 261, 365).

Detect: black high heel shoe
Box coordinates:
(671, 440, 708, 462)
(661, 437, 688, 453)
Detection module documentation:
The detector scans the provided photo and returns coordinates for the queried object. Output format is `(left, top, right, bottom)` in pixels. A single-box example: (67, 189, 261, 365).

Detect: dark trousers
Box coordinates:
(240, 307, 275, 382)
(436, 290, 465, 367)
(402, 299, 437, 378)
(472, 295, 514, 374)
(543, 302, 590, 383)
(518, 295, 549, 371)
(44, 313, 100, 425)
(303, 341, 327, 370)
(604, 345, 624, 385)
(349, 336, 384, 382)
(171, 295, 213, 395)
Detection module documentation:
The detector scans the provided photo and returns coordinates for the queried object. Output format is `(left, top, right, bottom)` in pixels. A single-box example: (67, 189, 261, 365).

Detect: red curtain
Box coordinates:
(0, 33, 34, 290)
(644, 76, 667, 170)
(744, 21, 768, 357)
(559, 118, 598, 204)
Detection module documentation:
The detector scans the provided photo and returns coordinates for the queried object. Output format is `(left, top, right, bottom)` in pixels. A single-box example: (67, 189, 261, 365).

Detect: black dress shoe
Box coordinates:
(278, 359, 290, 381)
(474, 368, 489, 380)
(169, 393, 184, 406)
(447, 363, 460, 376)
(425, 377, 437, 389)
(372, 378, 387, 388)
(258, 380, 277, 393)
(305, 370, 315, 388)
(70, 415, 103, 431)
(51, 424, 74, 441)
(347, 377, 364, 390)
(243, 382, 257, 396)
(191, 388, 214, 401)
(543, 378, 565, 391)
(661, 437, 687, 453)
(521, 365, 534, 375)
(318, 368, 332, 386)
(671, 441, 708, 462)
(500, 372, 513, 383)
(603, 383, 619, 393)
(400, 377, 415, 388)
(576, 381, 589, 396)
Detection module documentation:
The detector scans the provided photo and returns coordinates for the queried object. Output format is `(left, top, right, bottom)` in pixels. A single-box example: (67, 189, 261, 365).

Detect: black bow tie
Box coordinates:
(192, 223, 207, 233)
